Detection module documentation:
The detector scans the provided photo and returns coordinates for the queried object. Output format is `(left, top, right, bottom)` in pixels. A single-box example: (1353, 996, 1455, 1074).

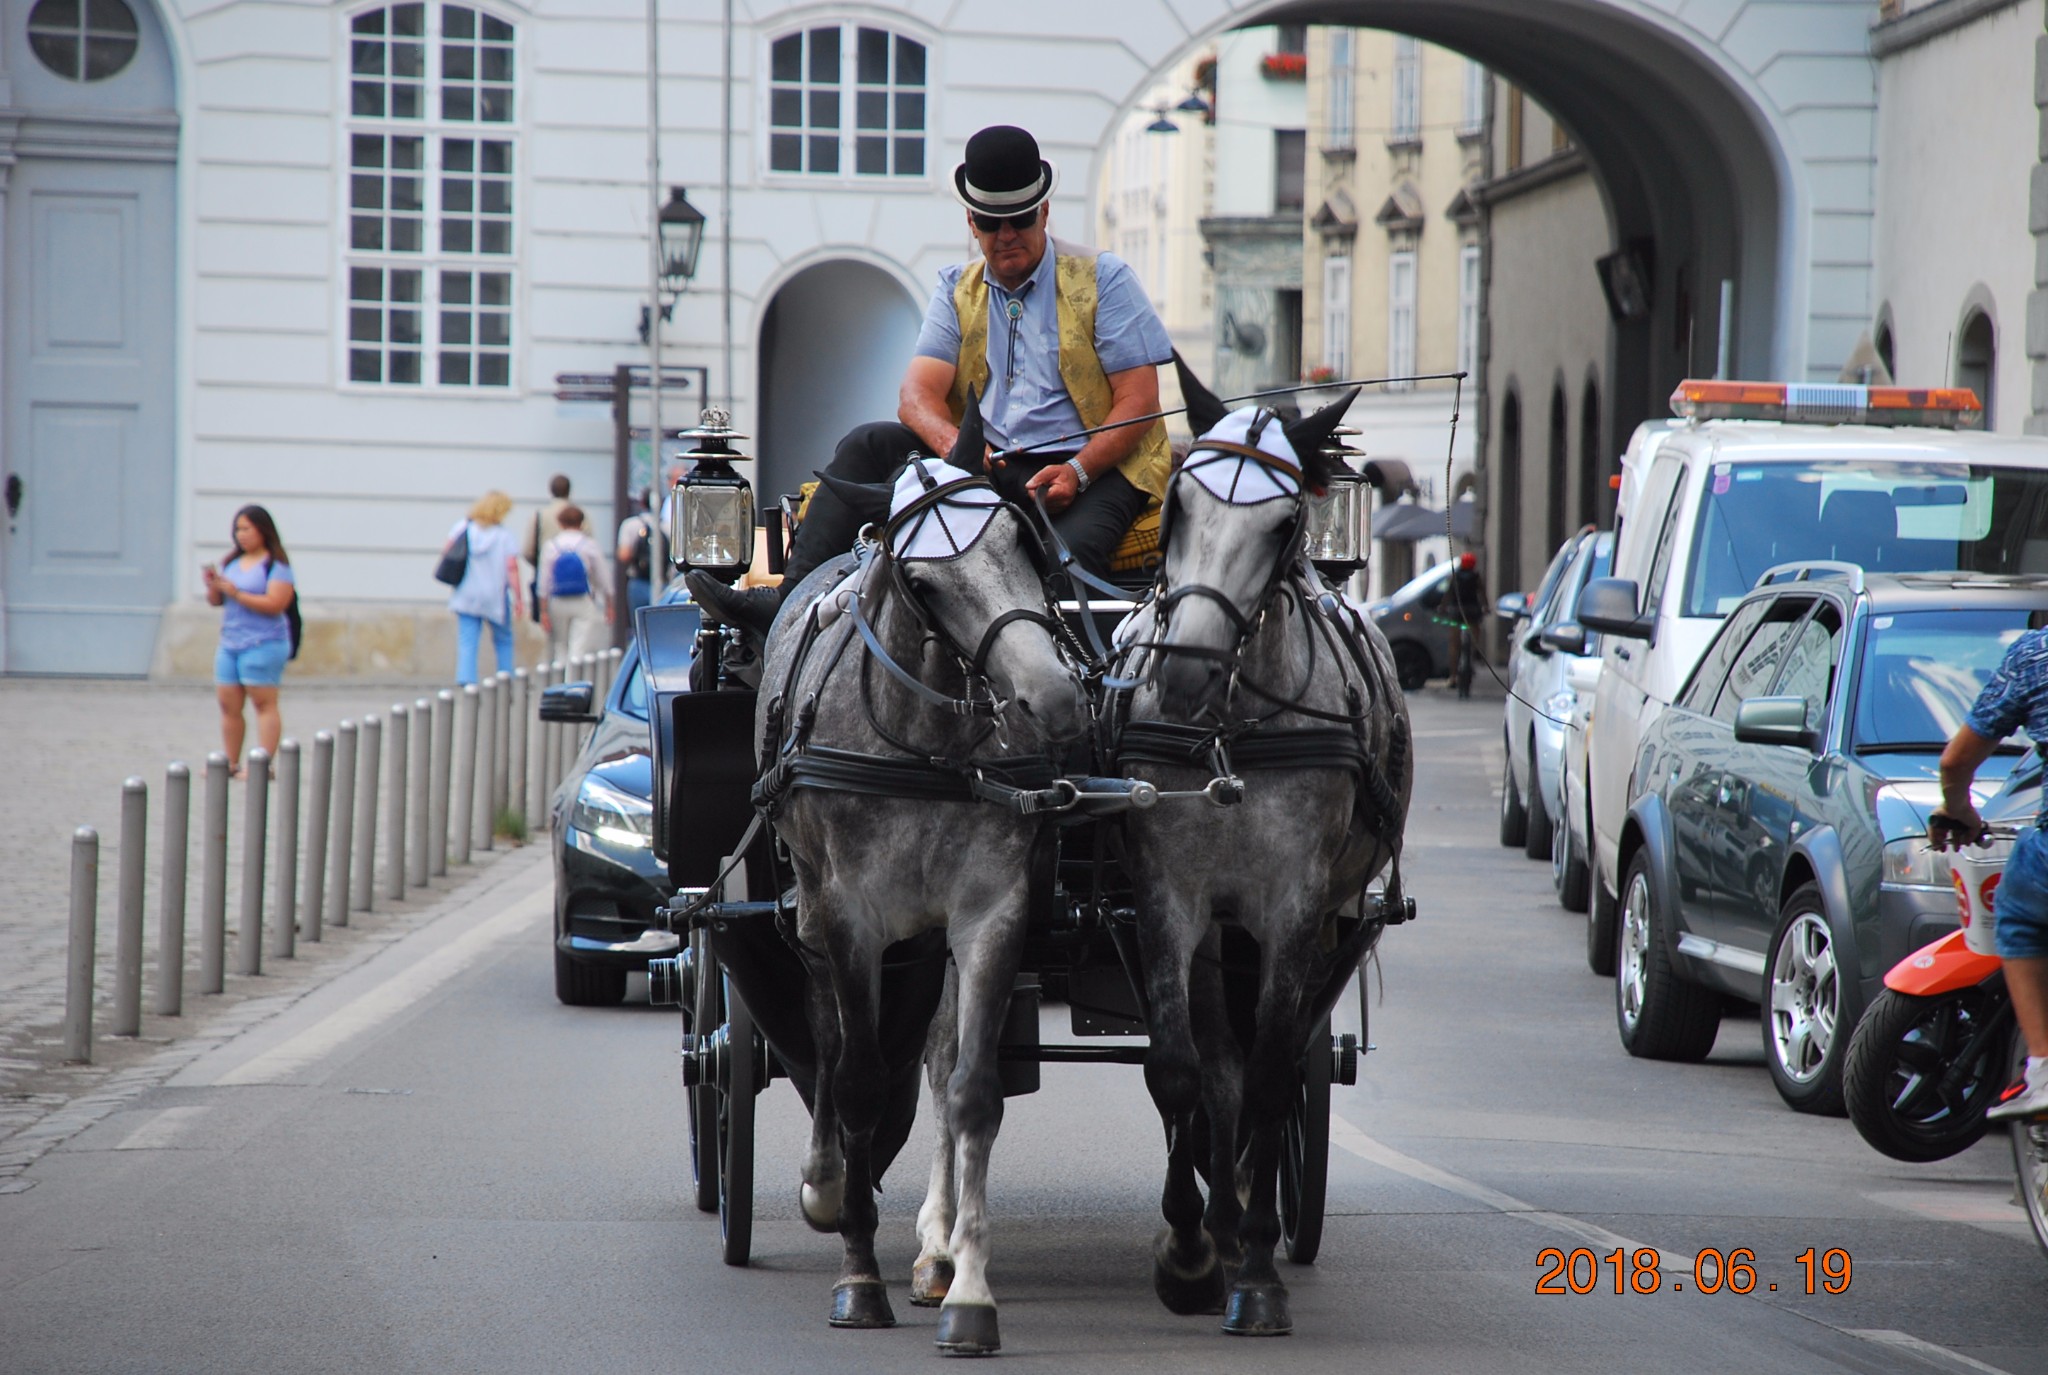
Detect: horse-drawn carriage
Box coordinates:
(620, 370, 1416, 1353)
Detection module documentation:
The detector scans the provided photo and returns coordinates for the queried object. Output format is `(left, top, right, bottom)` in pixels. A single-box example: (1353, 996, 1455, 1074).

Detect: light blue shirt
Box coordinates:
(220, 557, 293, 652)
(914, 245, 1172, 451)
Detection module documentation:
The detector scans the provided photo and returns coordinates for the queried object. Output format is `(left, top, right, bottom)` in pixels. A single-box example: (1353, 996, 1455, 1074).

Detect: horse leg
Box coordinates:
(1139, 899, 1225, 1315)
(912, 963, 959, 1306)
(799, 959, 846, 1233)
(935, 897, 1027, 1355)
(1222, 935, 1318, 1337)
(822, 932, 895, 1330)
(1190, 946, 1247, 1275)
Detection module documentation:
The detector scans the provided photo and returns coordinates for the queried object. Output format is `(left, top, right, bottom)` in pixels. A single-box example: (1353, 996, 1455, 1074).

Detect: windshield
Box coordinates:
(617, 651, 648, 722)
(1390, 560, 1454, 604)
(1682, 459, 2048, 617)
(1850, 609, 2039, 753)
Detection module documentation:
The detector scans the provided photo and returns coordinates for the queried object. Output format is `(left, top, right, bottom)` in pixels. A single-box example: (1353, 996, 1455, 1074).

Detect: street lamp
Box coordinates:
(639, 185, 707, 343)
(1304, 427, 1372, 580)
(665, 408, 755, 584)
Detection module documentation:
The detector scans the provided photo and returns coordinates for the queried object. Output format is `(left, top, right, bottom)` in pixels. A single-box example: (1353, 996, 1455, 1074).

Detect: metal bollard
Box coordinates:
(328, 722, 358, 930)
(409, 697, 431, 887)
(113, 778, 147, 1037)
(353, 715, 380, 913)
(430, 690, 453, 876)
(303, 732, 333, 944)
(508, 669, 528, 828)
(236, 748, 270, 977)
(536, 661, 556, 801)
(199, 752, 231, 995)
(493, 670, 513, 819)
(385, 704, 409, 902)
(524, 667, 545, 824)
(65, 827, 98, 1063)
(271, 740, 300, 960)
(476, 676, 499, 851)
(452, 685, 479, 866)
(155, 763, 190, 1016)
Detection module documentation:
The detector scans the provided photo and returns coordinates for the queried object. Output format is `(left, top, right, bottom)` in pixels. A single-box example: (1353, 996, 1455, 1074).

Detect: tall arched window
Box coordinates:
(1546, 382, 1568, 556)
(345, 3, 517, 388)
(768, 25, 927, 177)
(1578, 377, 1601, 528)
(1497, 387, 1522, 593)
(1957, 309, 1995, 428)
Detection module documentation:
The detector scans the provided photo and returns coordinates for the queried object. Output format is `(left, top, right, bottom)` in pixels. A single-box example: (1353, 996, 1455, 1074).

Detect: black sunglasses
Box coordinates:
(971, 208, 1040, 233)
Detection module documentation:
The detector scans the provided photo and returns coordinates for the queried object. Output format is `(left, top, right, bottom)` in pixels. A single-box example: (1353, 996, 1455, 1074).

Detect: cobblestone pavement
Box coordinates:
(0, 675, 561, 1181)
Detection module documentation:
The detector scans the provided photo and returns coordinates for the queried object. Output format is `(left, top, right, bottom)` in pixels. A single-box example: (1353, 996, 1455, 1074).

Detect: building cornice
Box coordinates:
(1870, 0, 2025, 58)
(0, 109, 179, 163)
(1469, 147, 1587, 207)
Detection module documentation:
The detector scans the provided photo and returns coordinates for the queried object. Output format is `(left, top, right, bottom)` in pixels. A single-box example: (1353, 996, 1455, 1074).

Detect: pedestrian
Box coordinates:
(1929, 613, 2048, 1121)
(521, 473, 572, 623)
(617, 488, 655, 635)
(445, 490, 523, 684)
(202, 504, 295, 778)
(1443, 551, 1487, 699)
(539, 504, 611, 662)
(688, 123, 1171, 636)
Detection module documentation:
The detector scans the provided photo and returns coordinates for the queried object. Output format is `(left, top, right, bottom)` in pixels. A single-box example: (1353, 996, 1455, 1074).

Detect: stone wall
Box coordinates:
(153, 602, 555, 682)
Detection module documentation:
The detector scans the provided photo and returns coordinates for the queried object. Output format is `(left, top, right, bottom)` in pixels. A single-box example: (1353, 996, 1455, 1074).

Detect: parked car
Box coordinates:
(540, 591, 702, 1006)
(1367, 559, 1459, 691)
(1610, 565, 2042, 1114)
(1499, 527, 1612, 863)
(1581, 380, 2048, 973)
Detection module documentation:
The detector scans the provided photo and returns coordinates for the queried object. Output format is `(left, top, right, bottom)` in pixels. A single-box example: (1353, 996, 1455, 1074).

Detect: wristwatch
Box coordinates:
(1066, 456, 1092, 492)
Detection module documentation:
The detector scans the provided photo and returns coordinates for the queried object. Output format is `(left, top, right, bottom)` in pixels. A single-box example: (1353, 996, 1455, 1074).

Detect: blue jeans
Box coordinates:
(1996, 824, 2048, 961)
(456, 612, 514, 685)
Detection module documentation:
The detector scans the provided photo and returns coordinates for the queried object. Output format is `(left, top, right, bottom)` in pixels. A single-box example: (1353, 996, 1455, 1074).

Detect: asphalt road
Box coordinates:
(2, 690, 2045, 1374)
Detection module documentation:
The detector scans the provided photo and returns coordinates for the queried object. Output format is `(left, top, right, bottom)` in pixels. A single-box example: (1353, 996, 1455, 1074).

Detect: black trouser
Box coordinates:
(783, 421, 1150, 588)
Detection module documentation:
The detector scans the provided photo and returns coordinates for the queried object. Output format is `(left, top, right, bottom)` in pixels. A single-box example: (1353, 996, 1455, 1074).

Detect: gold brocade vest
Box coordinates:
(946, 243, 1172, 501)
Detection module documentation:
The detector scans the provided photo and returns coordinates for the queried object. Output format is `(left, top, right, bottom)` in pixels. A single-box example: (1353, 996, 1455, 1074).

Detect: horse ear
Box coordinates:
(1173, 350, 1229, 438)
(817, 471, 895, 525)
(949, 386, 987, 470)
(1282, 386, 1360, 487)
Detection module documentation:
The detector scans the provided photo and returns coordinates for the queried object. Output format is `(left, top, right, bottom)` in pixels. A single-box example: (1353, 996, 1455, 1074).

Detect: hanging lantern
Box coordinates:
(665, 408, 755, 583)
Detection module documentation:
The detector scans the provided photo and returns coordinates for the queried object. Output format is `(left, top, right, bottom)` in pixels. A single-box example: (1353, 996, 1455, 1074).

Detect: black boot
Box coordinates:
(685, 571, 784, 638)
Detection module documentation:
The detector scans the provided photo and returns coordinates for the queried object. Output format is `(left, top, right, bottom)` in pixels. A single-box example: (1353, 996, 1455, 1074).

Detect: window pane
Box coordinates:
(354, 9, 385, 35)
(442, 311, 472, 345)
(479, 88, 511, 122)
(480, 273, 509, 305)
(809, 89, 839, 129)
(440, 353, 471, 385)
(391, 270, 422, 302)
(350, 267, 382, 301)
(351, 216, 382, 250)
(444, 5, 475, 39)
(478, 221, 509, 254)
(443, 178, 474, 212)
(770, 133, 801, 171)
(392, 3, 423, 37)
(392, 42, 424, 78)
(856, 135, 886, 174)
(393, 137, 423, 169)
(351, 133, 384, 168)
(441, 220, 471, 253)
(479, 180, 510, 214)
(349, 350, 382, 383)
(390, 351, 421, 384)
(856, 90, 886, 130)
(480, 312, 510, 346)
(352, 39, 386, 76)
(896, 37, 924, 86)
(896, 137, 923, 176)
(390, 83, 422, 119)
(351, 174, 383, 209)
(391, 177, 422, 211)
(389, 309, 421, 345)
(481, 13, 512, 41)
(896, 91, 924, 130)
(858, 27, 889, 84)
(480, 141, 510, 174)
(810, 135, 838, 173)
(809, 25, 839, 82)
(478, 353, 510, 386)
(351, 82, 385, 117)
(81, 35, 136, 79)
(349, 307, 382, 342)
(443, 139, 474, 171)
(481, 46, 511, 81)
(442, 87, 474, 121)
(441, 271, 471, 303)
(444, 44, 474, 80)
(770, 88, 801, 127)
(771, 34, 801, 82)
(391, 218, 422, 252)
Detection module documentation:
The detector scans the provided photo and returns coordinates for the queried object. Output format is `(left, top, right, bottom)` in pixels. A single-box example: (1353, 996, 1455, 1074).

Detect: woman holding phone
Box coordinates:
(203, 504, 295, 778)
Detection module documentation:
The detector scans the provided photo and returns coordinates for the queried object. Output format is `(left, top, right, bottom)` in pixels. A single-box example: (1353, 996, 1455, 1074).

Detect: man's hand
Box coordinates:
(1024, 461, 1083, 513)
(1928, 807, 1991, 852)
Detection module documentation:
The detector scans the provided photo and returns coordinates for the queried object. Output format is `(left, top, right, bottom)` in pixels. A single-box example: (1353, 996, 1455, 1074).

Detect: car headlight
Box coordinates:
(572, 774, 653, 850)
(1880, 836, 1954, 891)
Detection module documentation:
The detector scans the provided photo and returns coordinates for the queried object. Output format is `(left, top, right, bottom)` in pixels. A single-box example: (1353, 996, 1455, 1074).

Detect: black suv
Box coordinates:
(1613, 566, 2044, 1112)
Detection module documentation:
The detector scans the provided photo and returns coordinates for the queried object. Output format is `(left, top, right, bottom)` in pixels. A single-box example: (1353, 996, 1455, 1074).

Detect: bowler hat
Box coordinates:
(950, 125, 1058, 216)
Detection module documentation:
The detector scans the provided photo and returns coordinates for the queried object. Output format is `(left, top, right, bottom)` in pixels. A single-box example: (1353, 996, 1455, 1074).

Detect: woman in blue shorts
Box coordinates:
(203, 505, 296, 778)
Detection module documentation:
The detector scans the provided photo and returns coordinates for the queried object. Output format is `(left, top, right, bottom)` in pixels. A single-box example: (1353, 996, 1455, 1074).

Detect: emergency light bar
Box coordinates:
(1669, 379, 1984, 429)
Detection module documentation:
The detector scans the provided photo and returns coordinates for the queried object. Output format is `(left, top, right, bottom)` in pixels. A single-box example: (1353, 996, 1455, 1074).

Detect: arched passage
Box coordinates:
(755, 258, 923, 504)
(1495, 386, 1522, 593)
(1546, 381, 1569, 558)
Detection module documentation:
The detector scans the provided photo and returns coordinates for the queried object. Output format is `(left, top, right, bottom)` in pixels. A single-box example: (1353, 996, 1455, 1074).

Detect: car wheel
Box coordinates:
(1552, 803, 1590, 912)
(555, 947, 627, 1007)
(1498, 747, 1527, 848)
(1393, 641, 1431, 693)
(1843, 984, 2010, 1162)
(1614, 850, 1720, 1061)
(1522, 743, 1552, 861)
(1764, 887, 1851, 1115)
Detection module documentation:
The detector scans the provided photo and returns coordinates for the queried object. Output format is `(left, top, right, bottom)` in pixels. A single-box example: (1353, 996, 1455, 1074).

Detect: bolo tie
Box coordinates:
(1004, 297, 1023, 388)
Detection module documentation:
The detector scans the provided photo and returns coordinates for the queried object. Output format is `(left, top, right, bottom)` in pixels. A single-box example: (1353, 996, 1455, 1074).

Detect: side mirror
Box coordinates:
(1496, 592, 1530, 621)
(1577, 578, 1652, 640)
(1522, 628, 1553, 657)
(1541, 621, 1589, 656)
(1733, 695, 1816, 751)
(539, 681, 601, 724)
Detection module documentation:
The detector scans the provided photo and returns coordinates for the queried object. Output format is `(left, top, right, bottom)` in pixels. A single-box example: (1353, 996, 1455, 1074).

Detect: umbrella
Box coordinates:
(1372, 493, 1478, 543)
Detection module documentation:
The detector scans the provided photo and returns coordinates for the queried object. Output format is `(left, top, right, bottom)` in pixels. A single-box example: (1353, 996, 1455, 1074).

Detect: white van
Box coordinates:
(1575, 380, 2048, 970)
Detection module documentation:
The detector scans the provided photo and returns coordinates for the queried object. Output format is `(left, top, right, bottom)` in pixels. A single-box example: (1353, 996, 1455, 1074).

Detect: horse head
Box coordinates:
(1149, 355, 1359, 719)
(819, 397, 1088, 746)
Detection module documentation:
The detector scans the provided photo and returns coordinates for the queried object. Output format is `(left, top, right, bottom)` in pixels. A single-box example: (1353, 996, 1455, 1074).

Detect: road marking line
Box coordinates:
(1329, 1115, 2012, 1375)
(212, 888, 547, 1086)
(113, 1105, 209, 1151)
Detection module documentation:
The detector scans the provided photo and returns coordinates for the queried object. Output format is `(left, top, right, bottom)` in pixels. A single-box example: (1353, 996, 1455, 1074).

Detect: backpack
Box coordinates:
(626, 514, 652, 582)
(266, 558, 303, 660)
(549, 541, 591, 598)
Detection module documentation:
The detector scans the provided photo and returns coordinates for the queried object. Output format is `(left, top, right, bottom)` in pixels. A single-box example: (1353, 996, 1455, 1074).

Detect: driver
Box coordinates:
(1930, 613, 2048, 1122)
(689, 124, 1173, 637)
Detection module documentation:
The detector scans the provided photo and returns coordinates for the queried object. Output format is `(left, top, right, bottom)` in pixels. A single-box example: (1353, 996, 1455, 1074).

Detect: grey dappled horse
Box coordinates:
(1114, 359, 1412, 1336)
(753, 404, 1086, 1354)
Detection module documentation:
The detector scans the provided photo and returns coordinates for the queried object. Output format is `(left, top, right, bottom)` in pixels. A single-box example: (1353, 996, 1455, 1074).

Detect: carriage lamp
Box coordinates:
(1304, 462, 1371, 577)
(666, 408, 756, 583)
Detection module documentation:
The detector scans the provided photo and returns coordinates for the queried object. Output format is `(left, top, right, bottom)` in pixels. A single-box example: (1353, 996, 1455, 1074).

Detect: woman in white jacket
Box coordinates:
(446, 490, 523, 685)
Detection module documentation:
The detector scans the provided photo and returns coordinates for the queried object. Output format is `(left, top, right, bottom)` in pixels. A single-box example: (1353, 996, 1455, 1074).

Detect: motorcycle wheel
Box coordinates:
(1842, 983, 2010, 1163)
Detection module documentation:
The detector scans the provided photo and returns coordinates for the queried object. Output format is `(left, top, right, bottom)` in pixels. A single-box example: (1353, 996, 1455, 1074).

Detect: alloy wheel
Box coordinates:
(1617, 870, 1651, 1032)
(1770, 912, 1837, 1086)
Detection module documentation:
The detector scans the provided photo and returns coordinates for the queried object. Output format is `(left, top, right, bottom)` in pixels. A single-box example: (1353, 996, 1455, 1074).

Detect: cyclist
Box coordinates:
(1931, 614, 2048, 1121)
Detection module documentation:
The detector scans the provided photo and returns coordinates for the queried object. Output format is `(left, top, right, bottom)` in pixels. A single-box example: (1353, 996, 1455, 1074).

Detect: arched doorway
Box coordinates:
(1496, 386, 1522, 595)
(1956, 307, 1995, 429)
(756, 259, 922, 505)
(1546, 382, 1568, 558)
(2, 0, 179, 675)
(1578, 377, 1603, 528)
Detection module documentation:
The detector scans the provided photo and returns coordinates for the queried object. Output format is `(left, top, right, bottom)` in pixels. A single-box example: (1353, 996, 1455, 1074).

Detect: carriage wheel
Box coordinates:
(719, 975, 759, 1267)
(688, 928, 721, 1213)
(1280, 1015, 1333, 1264)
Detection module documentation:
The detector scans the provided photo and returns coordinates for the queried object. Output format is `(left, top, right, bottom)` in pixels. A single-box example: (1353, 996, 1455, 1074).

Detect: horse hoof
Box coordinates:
(801, 1180, 843, 1233)
(1221, 1281, 1292, 1337)
(1152, 1229, 1225, 1316)
(910, 1256, 955, 1307)
(935, 1302, 1001, 1355)
(829, 1280, 896, 1329)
